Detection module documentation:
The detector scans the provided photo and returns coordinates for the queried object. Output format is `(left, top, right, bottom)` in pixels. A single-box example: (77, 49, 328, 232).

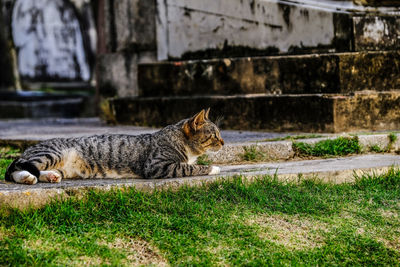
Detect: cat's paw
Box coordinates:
(22, 174, 37, 185)
(39, 171, 62, 183)
(209, 166, 221, 175)
(12, 171, 38, 185)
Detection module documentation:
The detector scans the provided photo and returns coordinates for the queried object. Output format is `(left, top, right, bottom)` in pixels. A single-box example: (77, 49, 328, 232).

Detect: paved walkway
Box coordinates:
(0, 118, 296, 143)
(1, 154, 398, 191)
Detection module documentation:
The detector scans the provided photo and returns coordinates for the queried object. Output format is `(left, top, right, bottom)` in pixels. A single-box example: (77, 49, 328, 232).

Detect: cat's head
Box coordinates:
(182, 108, 224, 155)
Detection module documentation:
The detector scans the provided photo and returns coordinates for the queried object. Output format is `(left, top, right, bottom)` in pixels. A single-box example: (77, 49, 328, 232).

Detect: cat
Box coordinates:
(5, 109, 224, 185)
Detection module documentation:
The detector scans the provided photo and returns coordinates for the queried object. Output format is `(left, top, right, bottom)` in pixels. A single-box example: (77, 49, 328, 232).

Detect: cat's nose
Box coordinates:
(220, 138, 224, 146)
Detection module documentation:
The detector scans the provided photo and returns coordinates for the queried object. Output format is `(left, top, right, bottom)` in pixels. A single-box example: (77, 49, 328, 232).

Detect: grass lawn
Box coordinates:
(1, 163, 400, 266)
(1, 145, 399, 265)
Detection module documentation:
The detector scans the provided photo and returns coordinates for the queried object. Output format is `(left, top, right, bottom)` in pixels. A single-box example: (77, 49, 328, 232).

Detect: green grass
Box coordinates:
(260, 134, 325, 142)
(197, 154, 212, 166)
(387, 133, 398, 152)
(0, 158, 12, 180)
(0, 146, 20, 180)
(369, 145, 384, 153)
(1, 169, 400, 266)
(365, 134, 398, 153)
(0, 146, 20, 159)
(368, 134, 399, 153)
(1, 145, 399, 265)
(241, 145, 267, 162)
(293, 136, 362, 157)
(388, 133, 398, 143)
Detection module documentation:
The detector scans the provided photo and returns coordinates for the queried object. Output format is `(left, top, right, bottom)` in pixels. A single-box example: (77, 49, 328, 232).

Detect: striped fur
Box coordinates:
(5, 109, 224, 184)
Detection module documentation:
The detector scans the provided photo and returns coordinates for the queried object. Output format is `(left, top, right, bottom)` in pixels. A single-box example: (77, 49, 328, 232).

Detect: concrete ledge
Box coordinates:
(207, 141, 295, 163)
(109, 91, 400, 132)
(1, 154, 399, 210)
(0, 92, 94, 119)
(110, 94, 336, 132)
(138, 51, 400, 96)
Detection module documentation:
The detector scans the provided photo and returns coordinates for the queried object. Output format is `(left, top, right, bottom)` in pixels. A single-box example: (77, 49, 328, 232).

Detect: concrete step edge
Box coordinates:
(137, 50, 400, 97)
(139, 50, 400, 66)
(109, 91, 400, 132)
(1, 155, 398, 210)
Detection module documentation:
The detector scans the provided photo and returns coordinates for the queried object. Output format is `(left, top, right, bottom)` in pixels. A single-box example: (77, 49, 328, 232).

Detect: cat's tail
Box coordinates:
(5, 158, 40, 182)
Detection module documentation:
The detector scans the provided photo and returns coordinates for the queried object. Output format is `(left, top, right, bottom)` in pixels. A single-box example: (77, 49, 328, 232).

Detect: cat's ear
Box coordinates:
(205, 108, 210, 120)
(182, 110, 206, 137)
(191, 109, 206, 130)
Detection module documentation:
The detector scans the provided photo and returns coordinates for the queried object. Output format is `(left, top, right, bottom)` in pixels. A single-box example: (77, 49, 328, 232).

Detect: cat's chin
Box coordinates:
(209, 146, 222, 152)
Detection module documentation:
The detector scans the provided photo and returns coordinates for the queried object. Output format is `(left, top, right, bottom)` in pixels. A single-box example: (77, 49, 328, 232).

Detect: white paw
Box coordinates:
(39, 171, 62, 183)
(209, 166, 221, 175)
(12, 171, 38, 185)
(22, 174, 38, 185)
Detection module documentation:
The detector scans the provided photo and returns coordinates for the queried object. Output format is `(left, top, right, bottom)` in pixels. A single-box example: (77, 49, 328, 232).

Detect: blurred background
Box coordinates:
(0, 0, 400, 132)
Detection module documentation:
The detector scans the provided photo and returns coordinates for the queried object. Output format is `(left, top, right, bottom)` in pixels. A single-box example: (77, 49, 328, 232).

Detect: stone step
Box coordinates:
(108, 91, 400, 132)
(355, 0, 400, 7)
(138, 51, 400, 97)
(0, 91, 95, 119)
(1, 154, 399, 210)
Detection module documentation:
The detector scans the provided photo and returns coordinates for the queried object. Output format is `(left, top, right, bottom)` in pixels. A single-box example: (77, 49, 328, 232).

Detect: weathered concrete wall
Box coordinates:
(334, 91, 400, 132)
(156, 0, 344, 60)
(96, 0, 157, 98)
(99, 0, 156, 54)
(97, 53, 138, 98)
(2, 0, 97, 84)
(108, 91, 400, 132)
(353, 16, 400, 51)
(354, 0, 400, 6)
(338, 51, 400, 92)
(96, 0, 400, 98)
(113, 0, 156, 52)
(155, 0, 400, 60)
(109, 94, 337, 132)
(0, 0, 14, 90)
(10, 0, 95, 82)
(138, 51, 400, 96)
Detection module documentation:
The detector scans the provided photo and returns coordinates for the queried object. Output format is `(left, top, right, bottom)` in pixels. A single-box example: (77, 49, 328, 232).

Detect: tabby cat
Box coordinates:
(5, 109, 224, 184)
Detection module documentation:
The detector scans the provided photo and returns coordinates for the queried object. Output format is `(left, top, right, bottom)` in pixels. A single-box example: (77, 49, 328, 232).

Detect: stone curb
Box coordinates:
(0, 167, 395, 211)
(1, 154, 399, 210)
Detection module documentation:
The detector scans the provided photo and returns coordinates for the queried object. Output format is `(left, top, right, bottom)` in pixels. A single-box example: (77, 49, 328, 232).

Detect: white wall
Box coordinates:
(156, 0, 337, 60)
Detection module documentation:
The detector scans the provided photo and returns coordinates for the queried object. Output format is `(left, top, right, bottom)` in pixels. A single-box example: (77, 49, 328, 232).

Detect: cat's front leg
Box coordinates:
(38, 170, 63, 183)
(209, 166, 221, 175)
(143, 159, 219, 179)
(11, 171, 38, 185)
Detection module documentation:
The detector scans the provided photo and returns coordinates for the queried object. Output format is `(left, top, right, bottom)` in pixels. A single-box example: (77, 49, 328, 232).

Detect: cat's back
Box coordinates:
(23, 133, 153, 161)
